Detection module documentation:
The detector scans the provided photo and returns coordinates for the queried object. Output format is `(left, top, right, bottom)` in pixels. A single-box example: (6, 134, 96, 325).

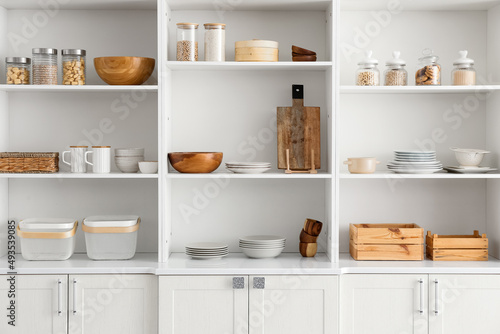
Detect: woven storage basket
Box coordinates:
(0, 152, 59, 173)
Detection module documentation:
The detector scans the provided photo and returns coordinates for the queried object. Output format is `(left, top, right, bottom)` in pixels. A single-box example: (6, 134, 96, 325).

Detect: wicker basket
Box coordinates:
(0, 152, 59, 173)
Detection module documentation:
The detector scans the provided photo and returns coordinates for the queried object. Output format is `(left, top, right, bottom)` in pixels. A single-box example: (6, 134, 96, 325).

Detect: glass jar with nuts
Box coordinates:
(177, 23, 199, 61)
(5, 57, 31, 85)
(356, 50, 380, 86)
(384, 51, 407, 86)
(32, 48, 58, 85)
(62, 49, 86, 85)
(415, 49, 441, 86)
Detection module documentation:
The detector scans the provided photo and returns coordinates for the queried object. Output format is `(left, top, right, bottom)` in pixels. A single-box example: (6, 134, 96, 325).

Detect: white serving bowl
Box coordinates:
(115, 148, 145, 157)
(450, 147, 490, 167)
(115, 156, 143, 173)
(240, 246, 284, 259)
(139, 161, 158, 174)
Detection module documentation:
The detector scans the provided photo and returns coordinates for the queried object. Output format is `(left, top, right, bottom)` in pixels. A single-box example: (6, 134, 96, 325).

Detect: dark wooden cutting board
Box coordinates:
(277, 85, 320, 170)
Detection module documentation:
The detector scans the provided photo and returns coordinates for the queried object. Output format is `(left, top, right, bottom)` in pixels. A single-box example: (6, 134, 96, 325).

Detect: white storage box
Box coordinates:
(82, 215, 140, 260)
(17, 218, 78, 261)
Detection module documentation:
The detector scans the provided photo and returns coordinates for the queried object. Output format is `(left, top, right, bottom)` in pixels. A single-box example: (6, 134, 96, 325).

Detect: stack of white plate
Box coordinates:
(115, 148, 145, 173)
(185, 242, 229, 260)
(226, 162, 271, 174)
(387, 150, 443, 174)
(239, 235, 286, 259)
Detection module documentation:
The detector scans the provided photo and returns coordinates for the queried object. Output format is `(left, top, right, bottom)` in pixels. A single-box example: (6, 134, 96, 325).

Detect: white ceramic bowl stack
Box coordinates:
(185, 242, 229, 260)
(387, 150, 442, 174)
(239, 235, 286, 258)
(226, 162, 271, 174)
(115, 148, 144, 173)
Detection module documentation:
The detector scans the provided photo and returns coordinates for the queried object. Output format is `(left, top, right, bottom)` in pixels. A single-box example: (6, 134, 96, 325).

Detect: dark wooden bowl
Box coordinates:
(94, 57, 155, 85)
(300, 229, 318, 243)
(168, 152, 223, 173)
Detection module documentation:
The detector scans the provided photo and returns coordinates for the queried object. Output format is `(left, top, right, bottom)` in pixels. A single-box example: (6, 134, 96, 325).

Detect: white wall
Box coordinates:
(0, 6, 8, 257)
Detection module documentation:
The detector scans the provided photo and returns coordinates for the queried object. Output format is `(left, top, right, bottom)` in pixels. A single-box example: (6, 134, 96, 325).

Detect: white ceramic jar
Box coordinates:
(452, 50, 476, 85)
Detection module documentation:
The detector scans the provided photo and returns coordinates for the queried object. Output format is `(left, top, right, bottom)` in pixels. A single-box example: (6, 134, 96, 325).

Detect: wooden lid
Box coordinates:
(177, 22, 199, 29)
(204, 23, 226, 29)
(70, 146, 88, 148)
(92, 146, 111, 148)
(235, 39, 279, 49)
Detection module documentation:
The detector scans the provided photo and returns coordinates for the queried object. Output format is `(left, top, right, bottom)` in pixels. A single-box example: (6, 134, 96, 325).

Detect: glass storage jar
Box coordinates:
(384, 51, 407, 86)
(5, 57, 30, 85)
(204, 23, 226, 61)
(62, 49, 86, 85)
(356, 50, 379, 86)
(415, 49, 441, 86)
(452, 50, 476, 85)
(32, 48, 58, 85)
(177, 23, 199, 61)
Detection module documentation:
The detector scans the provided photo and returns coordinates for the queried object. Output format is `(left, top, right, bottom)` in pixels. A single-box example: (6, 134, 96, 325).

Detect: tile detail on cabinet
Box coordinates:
(233, 277, 245, 289)
(253, 277, 265, 289)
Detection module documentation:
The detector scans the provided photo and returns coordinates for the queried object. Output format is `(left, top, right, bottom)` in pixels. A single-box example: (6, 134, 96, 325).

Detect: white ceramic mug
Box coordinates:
(85, 146, 111, 174)
(62, 146, 88, 173)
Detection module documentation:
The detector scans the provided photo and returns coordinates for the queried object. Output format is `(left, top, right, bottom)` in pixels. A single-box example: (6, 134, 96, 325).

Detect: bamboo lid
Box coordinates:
(235, 39, 279, 49)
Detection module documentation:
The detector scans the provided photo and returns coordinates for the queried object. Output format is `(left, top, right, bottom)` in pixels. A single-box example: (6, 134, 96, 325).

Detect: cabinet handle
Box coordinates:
(57, 279, 62, 316)
(418, 278, 424, 314)
(434, 279, 439, 315)
(253, 277, 265, 289)
(73, 279, 77, 315)
(233, 277, 245, 289)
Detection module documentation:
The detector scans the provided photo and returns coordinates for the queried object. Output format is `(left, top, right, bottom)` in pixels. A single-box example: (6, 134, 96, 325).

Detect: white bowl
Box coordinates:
(450, 147, 490, 167)
(115, 157, 142, 173)
(240, 246, 284, 259)
(115, 148, 145, 157)
(139, 161, 158, 174)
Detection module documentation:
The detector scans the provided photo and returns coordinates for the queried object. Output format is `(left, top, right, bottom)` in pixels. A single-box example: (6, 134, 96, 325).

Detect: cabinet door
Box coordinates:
(341, 274, 428, 334)
(429, 275, 500, 334)
(248, 275, 338, 334)
(159, 276, 249, 334)
(69, 274, 157, 334)
(0, 275, 67, 334)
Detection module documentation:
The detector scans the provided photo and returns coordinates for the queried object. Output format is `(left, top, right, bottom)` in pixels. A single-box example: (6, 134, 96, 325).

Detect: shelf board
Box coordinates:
(0, 85, 158, 93)
(0, 253, 159, 274)
(0, 172, 158, 179)
(166, 61, 333, 71)
(340, 85, 500, 94)
(158, 253, 338, 275)
(167, 0, 332, 11)
(340, 0, 500, 11)
(167, 171, 333, 179)
(0, 0, 156, 10)
(340, 171, 500, 179)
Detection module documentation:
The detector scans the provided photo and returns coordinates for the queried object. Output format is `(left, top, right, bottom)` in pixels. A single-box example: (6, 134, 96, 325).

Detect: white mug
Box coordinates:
(62, 146, 88, 173)
(85, 146, 111, 174)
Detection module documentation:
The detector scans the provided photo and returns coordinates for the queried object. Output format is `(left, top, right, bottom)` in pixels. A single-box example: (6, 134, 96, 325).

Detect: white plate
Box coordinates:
(390, 168, 443, 174)
(394, 150, 436, 154)
(226, 163, 271, 166)
(389, 160, 442, 165)
(239, 235, 286, 242)
(185, 242, 228, 249)
(444, 166, 498, 174)
(394, 158, 437, 162)
(226, 167, 271, 174)
(188, 254, 228, 260)
(186, 249, 229, 253)
(239, 244, 285, 249)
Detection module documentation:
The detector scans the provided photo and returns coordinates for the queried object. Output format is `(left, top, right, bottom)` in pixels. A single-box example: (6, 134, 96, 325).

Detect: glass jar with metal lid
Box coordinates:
(177, 23, 199, 61)
(204, 23, 226, 61)
(415, 48, 441, 86)
(452, 50, 476, 86)
(5, 57, 31, 85)
(61, 49, 86, 85)
(356, 50, 380, 86)
(32, 48, 58, 85)
(384, 51, 408, 86)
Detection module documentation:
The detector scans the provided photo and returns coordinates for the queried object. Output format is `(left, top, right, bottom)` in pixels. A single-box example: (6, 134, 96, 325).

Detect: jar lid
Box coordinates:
(453, 50, 474, 65)
(385, 51, 406, 66)
(177, 22, 199, 29)
(418, 48, 439, 62)
(5, 57, 31, 64)
(32, 48, 57, 55)
(62, 49, 86, 56)
(204, 23, 226, 29)
(83, 215, 140, 227)
(357, 50, 378, 65)
(19, 218, 77, 231)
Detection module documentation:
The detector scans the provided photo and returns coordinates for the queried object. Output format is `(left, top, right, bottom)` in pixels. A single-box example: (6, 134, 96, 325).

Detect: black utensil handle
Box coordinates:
(292, 84, 304, 99)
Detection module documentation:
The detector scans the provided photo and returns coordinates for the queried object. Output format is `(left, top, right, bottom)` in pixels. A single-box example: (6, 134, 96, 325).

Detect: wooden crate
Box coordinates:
(349, 223, 424, 261)
(426, 230, 488, 261)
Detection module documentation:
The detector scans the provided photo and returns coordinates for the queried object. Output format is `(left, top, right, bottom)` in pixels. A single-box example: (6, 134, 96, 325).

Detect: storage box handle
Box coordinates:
(82, 218, 140, 234)
(16, 222, 77, 239)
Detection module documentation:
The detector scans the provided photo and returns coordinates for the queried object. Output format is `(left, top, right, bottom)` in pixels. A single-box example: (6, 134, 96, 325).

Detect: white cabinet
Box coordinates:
(69, 274, 157, 334)
(341, 274, 428, 334)
(429, 275, 500, 334)
(159, 275, 338, 334)
(0, 275, 67, 334)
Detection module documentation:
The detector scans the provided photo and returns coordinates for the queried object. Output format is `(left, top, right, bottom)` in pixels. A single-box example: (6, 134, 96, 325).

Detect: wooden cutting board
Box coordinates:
(277, 85, 320, 170)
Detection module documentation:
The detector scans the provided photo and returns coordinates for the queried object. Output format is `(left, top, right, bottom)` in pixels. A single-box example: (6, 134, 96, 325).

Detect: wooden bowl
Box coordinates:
(299, 242, 317, 257)
(303, 218, 323, 236)
(94, 57, 155, 85)
(168, 152, 223, 173)
(299, 229, 318, 243)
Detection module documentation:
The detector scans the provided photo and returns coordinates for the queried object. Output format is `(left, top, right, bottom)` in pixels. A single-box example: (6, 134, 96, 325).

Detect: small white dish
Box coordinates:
(444, 166, 497, 174)
(450, 147, 490, 167)
(139, 161, 158, 174)
(226, 167, 271, 174)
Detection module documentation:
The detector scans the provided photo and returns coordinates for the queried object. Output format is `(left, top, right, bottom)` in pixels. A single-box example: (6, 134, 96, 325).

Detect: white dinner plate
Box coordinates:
(226, 161, 271, 166)
(227, 167, 271, 174)
(239, 235, 286, 242)
(444, 166, 498, 174)
(389, 169, 443, 174)
(185, 242, 228, 249)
